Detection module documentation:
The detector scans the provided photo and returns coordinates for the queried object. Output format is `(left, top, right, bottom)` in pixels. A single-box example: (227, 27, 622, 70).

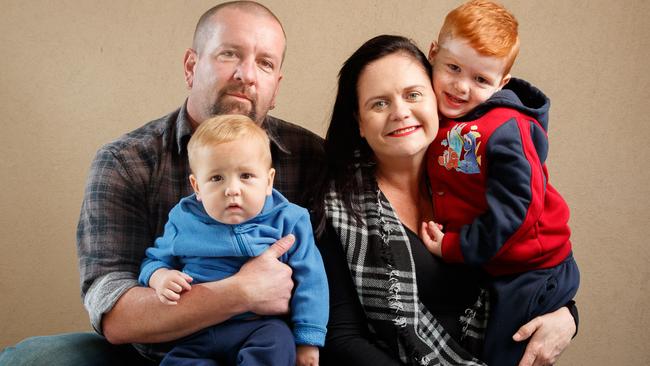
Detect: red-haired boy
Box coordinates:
(421, 1, 579, 365)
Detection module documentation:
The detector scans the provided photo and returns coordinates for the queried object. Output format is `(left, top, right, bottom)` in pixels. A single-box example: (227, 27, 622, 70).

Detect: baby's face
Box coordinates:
(430, 37, 510, 119)
(190, 140, 274, 224)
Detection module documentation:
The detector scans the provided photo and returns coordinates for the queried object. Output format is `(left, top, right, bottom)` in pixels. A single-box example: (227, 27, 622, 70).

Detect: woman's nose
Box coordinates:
(390, 100, 411, 121)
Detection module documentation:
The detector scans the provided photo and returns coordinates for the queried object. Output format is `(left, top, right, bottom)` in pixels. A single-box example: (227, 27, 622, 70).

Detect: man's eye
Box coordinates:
(259, 60, 274, 71)
(210, 175, 223, 182)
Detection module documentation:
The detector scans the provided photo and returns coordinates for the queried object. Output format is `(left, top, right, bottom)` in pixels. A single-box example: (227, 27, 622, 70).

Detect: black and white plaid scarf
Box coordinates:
(325, 162, 489, 365)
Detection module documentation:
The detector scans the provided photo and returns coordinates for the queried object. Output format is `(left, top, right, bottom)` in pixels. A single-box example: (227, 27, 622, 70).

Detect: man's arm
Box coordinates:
(103, 235, 296, 344)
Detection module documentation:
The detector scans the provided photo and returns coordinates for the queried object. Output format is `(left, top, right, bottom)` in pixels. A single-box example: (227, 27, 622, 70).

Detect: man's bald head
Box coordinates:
(192, 1, 287, 60)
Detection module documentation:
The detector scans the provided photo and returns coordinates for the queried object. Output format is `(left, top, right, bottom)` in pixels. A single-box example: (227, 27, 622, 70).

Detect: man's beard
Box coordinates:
(209, 87, 258, 122)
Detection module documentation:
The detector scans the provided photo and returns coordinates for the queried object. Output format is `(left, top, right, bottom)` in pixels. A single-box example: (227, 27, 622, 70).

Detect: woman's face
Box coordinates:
(356, 53, 438, 162)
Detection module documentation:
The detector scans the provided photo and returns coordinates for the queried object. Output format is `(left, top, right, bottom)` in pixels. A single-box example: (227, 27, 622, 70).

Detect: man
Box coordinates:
(0, 1, 324, 364)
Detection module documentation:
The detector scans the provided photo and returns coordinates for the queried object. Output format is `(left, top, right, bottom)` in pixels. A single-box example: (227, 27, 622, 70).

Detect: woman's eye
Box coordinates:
(407, 92, 422, 101)
(372, 100, 388, 109)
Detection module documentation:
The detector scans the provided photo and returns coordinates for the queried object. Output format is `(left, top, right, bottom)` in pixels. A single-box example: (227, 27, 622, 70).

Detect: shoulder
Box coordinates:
(266, 115, 324, 153)
(96, 107, 182, 165)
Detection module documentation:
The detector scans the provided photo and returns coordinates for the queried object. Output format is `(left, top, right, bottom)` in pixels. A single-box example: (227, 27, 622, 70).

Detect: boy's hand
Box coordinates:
(149, 268, 193, 305)
(296, 345, 319, 366)
(420, 221, 444, 257)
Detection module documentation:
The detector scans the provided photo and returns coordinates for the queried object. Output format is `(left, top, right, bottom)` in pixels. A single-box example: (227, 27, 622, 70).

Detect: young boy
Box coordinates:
(420, 1, 579, 365)
(138, 115, 327, 366)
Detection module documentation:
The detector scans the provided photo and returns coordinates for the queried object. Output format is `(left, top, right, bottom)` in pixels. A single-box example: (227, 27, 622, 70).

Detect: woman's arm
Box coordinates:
(318, 227, 402, 366)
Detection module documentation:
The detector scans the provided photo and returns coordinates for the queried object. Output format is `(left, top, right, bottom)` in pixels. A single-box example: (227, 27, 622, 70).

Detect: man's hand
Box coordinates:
(236, 234, 295, 315)
(514, 306, 575, 366)
(420, 221, 444, 257)
(149, 268, 193, 305)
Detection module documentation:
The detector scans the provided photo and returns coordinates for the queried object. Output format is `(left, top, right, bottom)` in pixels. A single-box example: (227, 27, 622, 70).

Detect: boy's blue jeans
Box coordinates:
(0, 332, 154, 366)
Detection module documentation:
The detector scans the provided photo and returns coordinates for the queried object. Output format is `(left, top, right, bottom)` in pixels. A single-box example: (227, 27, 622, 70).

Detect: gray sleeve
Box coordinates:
(83, 272, 139, 334)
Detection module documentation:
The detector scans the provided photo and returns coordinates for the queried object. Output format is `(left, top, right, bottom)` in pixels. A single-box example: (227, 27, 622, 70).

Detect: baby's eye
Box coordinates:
(447, 64, 460, 72)
(241, 173, 253, 180)
(210, 175, 223, 182)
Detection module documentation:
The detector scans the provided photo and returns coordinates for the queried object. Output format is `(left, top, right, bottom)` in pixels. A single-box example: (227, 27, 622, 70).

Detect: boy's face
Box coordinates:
(189, 139, 275, 224)
(429, 37, 511, 119)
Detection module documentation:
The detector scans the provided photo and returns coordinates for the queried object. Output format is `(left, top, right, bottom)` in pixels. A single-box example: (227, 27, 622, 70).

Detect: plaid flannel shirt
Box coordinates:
(76, 102, 325, 333)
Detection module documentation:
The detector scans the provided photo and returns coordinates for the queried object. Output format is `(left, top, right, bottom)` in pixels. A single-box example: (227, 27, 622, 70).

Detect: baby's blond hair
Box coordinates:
(188, 115, 272, 172)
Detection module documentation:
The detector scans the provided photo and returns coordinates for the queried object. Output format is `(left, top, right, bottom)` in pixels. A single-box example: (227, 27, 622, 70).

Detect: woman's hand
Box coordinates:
(514, 306, 575, 366)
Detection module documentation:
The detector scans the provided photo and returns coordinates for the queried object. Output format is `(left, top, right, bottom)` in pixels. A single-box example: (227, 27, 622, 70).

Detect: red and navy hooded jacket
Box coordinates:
(427, 78, 572, 276)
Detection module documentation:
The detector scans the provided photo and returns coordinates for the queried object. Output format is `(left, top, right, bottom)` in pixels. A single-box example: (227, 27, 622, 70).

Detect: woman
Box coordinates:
(315, 35, 576, 366)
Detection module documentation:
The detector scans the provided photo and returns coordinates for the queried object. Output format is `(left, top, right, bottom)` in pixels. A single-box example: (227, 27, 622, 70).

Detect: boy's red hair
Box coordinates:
(438, 0, 520, 74)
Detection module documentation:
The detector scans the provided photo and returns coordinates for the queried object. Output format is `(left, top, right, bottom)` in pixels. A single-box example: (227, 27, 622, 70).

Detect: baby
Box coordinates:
(421, 1, 579, 365)
(139, 114, 328, 366)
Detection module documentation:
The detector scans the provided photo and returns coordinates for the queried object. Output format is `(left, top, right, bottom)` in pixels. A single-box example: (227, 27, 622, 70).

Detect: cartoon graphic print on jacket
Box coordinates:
(438, 123, 482, 174)
(427, 78, 572, 276)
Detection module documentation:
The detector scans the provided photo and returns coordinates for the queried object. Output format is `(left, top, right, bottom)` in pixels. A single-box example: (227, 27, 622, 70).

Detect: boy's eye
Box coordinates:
(210, 175, 223, 182)
(241, 173, 253, 180)
(475, 76, 488, 84)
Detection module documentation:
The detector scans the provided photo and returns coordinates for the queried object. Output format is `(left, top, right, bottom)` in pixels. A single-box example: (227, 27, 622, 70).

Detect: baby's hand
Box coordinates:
(296, 345, 319, 366)
(420, 221, 444, 257)
(149, 268, 193, 305)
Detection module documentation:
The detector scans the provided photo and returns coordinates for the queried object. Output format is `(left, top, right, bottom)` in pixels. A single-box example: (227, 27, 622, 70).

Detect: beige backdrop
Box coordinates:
(1, 0, 649, 364)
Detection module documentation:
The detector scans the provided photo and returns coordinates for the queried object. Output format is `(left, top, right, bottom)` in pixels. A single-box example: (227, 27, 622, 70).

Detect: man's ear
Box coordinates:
(189, 174, 201, 200)
(183, 48, 198, 89)
(266, 168, 276, 195)
(498, 73, 512, 90)
(428, 41, 440, 63)
(268, 73, 283, 112)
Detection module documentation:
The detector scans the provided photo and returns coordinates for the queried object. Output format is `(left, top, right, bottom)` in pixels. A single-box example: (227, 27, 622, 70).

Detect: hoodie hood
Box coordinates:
(459, 78, 550, 132)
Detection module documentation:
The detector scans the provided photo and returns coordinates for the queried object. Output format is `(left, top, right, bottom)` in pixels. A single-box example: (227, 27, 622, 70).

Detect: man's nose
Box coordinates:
(234, 58, 256, 85)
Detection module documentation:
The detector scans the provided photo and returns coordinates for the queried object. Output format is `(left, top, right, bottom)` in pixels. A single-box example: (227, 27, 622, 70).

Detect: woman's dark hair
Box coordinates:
(314, 35, 432, 236)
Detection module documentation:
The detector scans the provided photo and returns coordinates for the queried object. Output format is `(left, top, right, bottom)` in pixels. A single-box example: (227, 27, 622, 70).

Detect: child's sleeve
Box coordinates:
(285, 208, 329, 346)
(441, 117, 547, 266)
(138, 219, 180, 286)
